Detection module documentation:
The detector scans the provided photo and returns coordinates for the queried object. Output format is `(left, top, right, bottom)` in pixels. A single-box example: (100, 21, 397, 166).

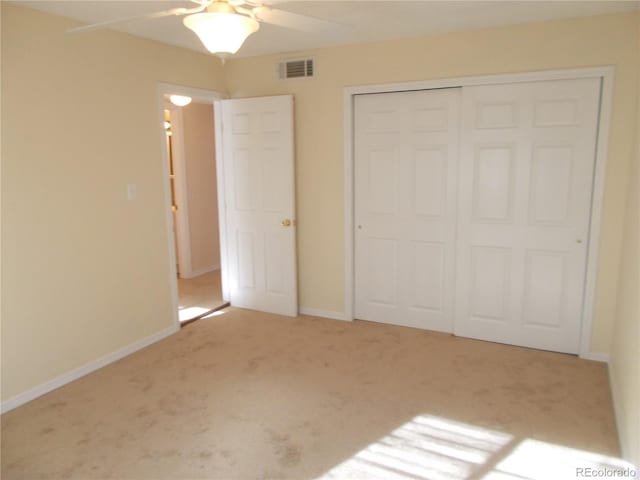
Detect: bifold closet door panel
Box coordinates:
(354, 88, 461, 332)
(454, 78, 601, 353)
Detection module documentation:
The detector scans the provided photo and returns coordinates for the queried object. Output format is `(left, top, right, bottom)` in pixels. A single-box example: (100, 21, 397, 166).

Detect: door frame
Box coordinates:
(164, 105, 193, 278)
(157, 83, 229, 328)
(343, 66, 615, 360)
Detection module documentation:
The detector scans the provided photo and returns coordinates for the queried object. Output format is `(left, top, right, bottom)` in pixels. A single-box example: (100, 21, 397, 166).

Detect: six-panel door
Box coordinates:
(454, 78, 601, 353)
(221, 95, 298, 317)
(354, 88, 461, 332)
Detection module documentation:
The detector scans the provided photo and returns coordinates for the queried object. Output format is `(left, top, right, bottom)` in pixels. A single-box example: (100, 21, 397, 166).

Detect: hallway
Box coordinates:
(177, 270, 225, 322)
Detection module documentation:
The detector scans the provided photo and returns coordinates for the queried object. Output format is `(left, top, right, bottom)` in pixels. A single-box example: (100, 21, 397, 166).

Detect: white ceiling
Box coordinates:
(22, 0, 640, 59)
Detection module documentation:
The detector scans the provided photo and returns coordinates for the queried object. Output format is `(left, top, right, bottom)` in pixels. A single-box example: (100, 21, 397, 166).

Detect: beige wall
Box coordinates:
(1, 5, 224, 401)
(225, 12, 640, 355)
(609, 14, 640, 467)
(180, 102, 220, 275)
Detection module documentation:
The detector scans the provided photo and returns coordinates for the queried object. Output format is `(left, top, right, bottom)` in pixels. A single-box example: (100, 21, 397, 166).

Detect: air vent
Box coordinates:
(278, 58, 315, 80)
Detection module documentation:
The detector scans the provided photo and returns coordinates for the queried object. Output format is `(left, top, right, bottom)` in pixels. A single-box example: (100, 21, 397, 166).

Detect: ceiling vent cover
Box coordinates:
(278, 58, 314, 80)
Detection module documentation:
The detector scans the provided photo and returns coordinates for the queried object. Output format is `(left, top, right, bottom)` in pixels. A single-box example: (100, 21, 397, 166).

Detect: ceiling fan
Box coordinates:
(67, 0, 343, 59)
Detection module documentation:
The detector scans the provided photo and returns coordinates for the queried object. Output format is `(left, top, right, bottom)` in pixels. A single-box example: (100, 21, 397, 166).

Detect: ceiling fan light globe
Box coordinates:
(183, 12, 259, 55)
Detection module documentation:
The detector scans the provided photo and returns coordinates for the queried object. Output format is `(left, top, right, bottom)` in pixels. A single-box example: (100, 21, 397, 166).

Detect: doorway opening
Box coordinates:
(158, 84, 229, 326)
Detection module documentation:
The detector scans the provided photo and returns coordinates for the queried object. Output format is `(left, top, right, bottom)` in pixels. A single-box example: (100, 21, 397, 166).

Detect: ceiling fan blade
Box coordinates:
(253, 6, 347, 33)
(67, 5, 206, 33)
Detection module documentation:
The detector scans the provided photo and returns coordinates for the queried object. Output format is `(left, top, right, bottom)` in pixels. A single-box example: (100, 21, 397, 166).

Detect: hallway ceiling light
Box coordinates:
(183, 2, 259, 57)
(170, 95, 192, 107)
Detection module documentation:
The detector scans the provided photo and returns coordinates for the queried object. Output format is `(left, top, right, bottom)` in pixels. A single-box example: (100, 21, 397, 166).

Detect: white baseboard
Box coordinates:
(0, 324, 180, 414)
(607, 361, 640, 467)
(579, 352, 610, 363)
(299, 308, 351, 322)
(608, 365, 627, 460)
(181, 264, 220, 279)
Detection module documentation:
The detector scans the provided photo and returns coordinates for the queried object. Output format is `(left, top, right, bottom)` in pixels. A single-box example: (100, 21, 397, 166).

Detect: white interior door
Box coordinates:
(454, 78, 601, 353)
(354, 88, 461, 332)
(221, 95, 297, 316)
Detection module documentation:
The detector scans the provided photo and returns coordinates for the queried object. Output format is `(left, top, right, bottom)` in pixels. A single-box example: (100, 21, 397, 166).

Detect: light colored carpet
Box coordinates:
(178, 270, 225, 321)
(1, 308, 621, 479)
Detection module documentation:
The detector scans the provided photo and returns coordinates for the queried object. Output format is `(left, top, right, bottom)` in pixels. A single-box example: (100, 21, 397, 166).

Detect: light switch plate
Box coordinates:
(127, 184, 137, 201)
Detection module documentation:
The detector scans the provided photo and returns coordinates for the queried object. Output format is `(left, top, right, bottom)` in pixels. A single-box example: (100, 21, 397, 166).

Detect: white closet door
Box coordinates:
(354, 88, 461, 332)
(454, 78, 601, 353)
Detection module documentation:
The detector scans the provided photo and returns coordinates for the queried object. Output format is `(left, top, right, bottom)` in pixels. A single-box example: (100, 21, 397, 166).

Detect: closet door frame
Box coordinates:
(343, 66, 614, 360)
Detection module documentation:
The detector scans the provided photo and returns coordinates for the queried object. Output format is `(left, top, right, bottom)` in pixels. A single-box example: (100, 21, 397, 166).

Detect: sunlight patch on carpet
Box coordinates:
(318, 415, 636, 480)
(178, 306, 211, 322)
(201, 309, 227, 319)
(487, 439, 637, 480)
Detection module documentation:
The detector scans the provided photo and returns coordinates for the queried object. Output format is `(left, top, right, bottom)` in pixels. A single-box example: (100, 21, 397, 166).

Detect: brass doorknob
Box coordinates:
(281, 219, 292, 227)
